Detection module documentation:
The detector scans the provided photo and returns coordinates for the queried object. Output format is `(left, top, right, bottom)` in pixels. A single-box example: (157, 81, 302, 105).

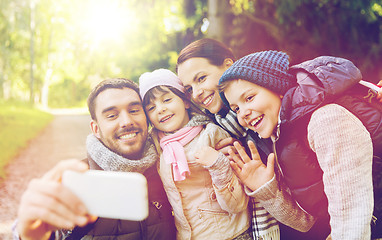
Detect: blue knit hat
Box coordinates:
(219, 50, 295, 109)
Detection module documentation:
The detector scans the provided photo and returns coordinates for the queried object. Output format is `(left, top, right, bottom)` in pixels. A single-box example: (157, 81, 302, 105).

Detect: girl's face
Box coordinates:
(145, 88, 190, 133)
(177, 57, 233, 114)
(223, 79, 282, 138)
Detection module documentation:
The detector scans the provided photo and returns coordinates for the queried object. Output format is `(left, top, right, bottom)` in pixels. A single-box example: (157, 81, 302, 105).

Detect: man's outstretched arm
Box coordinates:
(15, 159, 96, 240)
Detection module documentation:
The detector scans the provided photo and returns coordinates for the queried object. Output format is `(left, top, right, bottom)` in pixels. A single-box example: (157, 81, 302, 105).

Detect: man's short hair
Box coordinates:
(87, 78, 141, 120)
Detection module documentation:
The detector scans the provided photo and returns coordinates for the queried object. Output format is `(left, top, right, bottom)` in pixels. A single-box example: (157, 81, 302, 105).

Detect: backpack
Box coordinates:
(340, 81, 382, 238)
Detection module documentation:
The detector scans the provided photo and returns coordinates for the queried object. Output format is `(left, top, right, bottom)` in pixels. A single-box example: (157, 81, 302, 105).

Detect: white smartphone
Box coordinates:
(62, 170, 148, 221)
(359, 80, 381, 93)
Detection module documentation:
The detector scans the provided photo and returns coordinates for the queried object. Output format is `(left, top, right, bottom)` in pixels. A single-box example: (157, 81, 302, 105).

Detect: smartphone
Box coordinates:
(62, 170, 148, 221)
(359, 80, 381, 93)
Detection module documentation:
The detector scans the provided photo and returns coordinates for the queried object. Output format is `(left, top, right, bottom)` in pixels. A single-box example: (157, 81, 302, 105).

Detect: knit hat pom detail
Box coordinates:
(219, 50, 296, 109)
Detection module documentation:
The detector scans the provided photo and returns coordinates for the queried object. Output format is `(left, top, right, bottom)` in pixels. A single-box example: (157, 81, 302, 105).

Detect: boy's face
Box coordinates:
(223, 79, 282, 138)
(90, 88, 148, 160)
(145, 88, 190, 133)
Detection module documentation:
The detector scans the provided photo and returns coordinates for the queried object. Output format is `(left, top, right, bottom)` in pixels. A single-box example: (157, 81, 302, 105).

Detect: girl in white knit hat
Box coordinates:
(139, 68, 252, 240)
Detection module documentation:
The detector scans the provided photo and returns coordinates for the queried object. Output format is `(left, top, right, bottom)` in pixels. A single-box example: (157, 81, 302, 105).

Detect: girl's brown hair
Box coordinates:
(142, 85, 205, 118)
(143, 85, 209, 154)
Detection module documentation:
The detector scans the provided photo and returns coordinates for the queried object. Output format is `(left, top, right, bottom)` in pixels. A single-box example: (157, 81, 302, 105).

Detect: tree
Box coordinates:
(206, 0, 229, 42)
(227, 0, 382, 82)
(1, 0, 193, 107)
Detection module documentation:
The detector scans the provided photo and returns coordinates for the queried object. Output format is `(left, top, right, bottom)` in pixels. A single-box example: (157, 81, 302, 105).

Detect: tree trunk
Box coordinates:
(29, 0, 35, 105)
(207, 0, 228, 42)
(0, 66, 4, 99)
(41, 24, 54, 110)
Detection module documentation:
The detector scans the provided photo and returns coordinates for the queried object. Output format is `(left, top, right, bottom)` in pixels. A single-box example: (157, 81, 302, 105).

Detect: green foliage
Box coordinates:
(0, 0, 192, 107)
(48, 79, 89, 108)
(0, 101, 53, 180)
(227, 0, 382, 82)
(2, 0, 382, 107)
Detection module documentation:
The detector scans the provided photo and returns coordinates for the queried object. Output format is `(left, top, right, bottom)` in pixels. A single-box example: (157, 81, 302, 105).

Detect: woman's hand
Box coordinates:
(229, 141, 275, 192)
(195, 146, 220, 166)
(215, 137, 237, 161)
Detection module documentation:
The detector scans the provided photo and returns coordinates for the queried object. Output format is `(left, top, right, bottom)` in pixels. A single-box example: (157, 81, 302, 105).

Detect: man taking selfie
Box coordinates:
(14, 78, 176, 240)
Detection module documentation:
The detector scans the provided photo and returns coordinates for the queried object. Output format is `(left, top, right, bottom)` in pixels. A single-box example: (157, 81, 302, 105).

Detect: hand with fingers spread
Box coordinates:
(17, 159, 97, 240)
(229, 140, 275, 192)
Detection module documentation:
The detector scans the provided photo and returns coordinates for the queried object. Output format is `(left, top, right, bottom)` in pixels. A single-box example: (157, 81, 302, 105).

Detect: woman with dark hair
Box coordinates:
(176, 39, 318, 240)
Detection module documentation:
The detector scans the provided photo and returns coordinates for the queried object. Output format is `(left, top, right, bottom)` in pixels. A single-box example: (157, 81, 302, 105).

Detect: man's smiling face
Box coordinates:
(91, 87, 148, 160)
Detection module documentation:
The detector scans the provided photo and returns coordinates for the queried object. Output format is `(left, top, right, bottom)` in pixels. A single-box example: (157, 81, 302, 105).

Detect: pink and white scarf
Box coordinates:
(159, 125, 203, 181)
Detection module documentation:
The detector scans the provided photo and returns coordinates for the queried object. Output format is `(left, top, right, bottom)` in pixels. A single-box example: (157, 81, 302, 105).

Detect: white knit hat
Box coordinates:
(139, 68, 185, 100)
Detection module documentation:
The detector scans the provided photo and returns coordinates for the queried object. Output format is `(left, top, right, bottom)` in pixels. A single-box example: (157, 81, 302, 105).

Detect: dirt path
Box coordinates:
(0, 114, 91, 239)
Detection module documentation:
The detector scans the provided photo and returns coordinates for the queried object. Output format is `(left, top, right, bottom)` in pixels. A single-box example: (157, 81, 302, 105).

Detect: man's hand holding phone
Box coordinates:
(17, 159, 96, 240)
(62, 170, 148, 221)
(17, 159, 149, 240)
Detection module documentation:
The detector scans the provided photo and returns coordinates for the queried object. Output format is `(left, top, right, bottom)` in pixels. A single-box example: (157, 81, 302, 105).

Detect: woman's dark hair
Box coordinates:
(176, 38, 235, 72)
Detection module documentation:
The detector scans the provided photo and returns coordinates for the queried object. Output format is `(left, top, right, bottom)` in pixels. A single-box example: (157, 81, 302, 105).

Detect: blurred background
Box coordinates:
(1, 2, 382, 237)
(1, 0, 382, 108)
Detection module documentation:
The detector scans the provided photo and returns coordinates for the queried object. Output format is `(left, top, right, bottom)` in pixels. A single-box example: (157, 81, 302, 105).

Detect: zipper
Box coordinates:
(271, 123, 310, 214)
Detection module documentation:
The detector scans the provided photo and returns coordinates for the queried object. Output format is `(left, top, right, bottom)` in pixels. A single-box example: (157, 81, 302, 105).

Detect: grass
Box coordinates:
(0, 102, 53, 180)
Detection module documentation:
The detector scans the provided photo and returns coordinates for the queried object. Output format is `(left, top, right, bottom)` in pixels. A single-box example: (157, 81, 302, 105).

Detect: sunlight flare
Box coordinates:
(80, 1, 135, 44)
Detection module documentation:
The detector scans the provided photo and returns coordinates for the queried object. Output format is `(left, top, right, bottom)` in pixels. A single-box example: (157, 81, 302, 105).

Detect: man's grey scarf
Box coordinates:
(186, 113, 211, 128)
(86, 134, 158, 173)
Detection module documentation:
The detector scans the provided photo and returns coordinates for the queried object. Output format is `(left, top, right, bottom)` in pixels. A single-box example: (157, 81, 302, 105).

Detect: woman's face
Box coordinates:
(223, 79, 282, 139)
(177, 57, 232, 114)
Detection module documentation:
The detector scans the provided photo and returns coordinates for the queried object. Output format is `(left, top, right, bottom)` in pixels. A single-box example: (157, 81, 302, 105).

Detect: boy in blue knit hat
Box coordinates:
(218, 50, 382, 239)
